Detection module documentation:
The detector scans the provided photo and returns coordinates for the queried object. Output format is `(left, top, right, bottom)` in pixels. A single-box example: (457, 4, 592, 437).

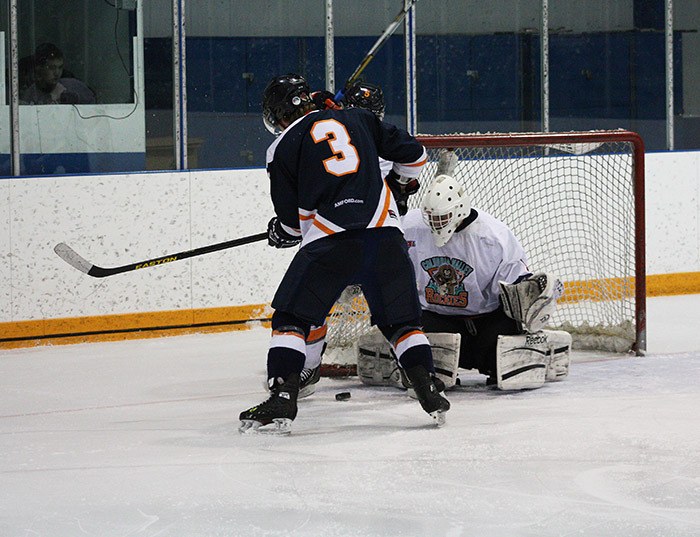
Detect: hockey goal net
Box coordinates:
(321, 130, 646, 375)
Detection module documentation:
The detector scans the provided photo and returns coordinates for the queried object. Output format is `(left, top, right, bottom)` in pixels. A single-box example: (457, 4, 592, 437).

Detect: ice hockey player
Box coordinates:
(343, 80, 386, 120)
(357, 171, 571, 392)
(238, 73, 450, 434)
(298, 79, 415, 399)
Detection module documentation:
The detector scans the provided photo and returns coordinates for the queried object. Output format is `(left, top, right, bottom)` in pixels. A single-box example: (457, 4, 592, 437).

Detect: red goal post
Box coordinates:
(321, 130, 646, 375)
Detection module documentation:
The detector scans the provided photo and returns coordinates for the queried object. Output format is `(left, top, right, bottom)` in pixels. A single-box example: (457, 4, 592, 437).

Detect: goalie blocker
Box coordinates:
(357, 329, 571, 391)
(499, 272, 563, 333)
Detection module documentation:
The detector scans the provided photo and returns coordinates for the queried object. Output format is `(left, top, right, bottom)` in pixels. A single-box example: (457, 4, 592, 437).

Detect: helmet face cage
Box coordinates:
(344, 81, 385, 120)
(424, 209, 454, 231)
(420, 175, 471, 247)
(262, 73, 311, 135)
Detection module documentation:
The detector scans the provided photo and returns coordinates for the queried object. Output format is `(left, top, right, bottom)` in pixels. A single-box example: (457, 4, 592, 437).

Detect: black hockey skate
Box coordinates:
(239, 374, 299, 435)
(298, 365, 321, 399)
(404, 365, 451, 426)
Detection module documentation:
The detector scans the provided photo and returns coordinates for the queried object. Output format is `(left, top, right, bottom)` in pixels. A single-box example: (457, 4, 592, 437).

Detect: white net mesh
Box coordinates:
(324, 131, 645, 369)
(322, 285, 372, 372)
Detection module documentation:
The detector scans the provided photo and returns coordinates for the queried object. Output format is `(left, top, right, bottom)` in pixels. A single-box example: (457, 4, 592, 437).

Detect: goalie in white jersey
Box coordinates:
(405, 174, 529, 382)
(358, 172, 571, 391)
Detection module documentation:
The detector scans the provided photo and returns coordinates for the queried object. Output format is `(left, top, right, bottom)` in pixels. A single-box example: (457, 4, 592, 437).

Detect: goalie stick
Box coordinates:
(54, 232, 267, 278)
(334, 0, 419, 102)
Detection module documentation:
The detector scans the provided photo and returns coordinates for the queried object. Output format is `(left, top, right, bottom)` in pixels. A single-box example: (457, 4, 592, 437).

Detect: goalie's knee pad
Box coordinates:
(425, 332, 460, 389)
(495, 330, 572, 390)
(357, 330, 461, 391)
(542, 331, 572, 382)
(357, 329, 405, 388)
(499, 272, 564, 333)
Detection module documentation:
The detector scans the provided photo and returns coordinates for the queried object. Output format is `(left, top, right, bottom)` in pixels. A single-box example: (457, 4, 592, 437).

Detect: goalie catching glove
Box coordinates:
(499, 272, 563, 333)
(267, 217, 302, 249)
(386, 170, 419, 216)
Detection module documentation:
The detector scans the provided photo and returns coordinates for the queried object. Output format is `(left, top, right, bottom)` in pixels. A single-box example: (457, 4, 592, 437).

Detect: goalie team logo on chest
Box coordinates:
(420, 256, 473, 307)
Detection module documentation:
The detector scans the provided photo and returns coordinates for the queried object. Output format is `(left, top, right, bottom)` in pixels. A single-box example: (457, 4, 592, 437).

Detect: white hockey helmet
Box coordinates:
(420, 174, 471, 247)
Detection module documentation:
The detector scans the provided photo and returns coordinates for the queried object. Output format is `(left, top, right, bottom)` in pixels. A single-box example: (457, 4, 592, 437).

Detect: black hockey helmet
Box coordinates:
(343, 81, 385, 120)
(262, 73, 312, 135)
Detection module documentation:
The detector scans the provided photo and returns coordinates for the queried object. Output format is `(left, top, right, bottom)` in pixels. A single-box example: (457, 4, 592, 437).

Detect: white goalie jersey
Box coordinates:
(402, 208, 530, 316)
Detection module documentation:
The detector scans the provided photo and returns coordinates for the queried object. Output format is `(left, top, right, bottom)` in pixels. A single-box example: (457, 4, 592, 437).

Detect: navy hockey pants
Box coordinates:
(267, 227, 426, 379)
(271, 227, 421, 327)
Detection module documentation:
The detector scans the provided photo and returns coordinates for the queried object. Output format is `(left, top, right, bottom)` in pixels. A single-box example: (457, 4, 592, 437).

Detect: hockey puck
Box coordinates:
(335, 391, 351, 401)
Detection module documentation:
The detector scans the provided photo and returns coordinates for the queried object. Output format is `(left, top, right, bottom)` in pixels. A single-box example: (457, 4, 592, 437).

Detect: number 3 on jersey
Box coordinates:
(311, 119, 360, 176)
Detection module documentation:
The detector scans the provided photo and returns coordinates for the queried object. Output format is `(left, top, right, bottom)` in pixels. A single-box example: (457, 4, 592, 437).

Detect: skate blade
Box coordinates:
(429, 410, 447, 427)
(238, 418, 293, 435)
(297, 384, 316, 399)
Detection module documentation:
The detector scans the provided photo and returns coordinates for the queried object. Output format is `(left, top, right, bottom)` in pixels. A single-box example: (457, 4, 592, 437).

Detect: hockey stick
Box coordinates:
(54, 232, 267, 278)
(334, 0, 419, 102)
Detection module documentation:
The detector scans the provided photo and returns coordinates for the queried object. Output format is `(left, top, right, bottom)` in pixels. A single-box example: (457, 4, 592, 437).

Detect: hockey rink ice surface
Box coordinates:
(2, 295, 700, 537)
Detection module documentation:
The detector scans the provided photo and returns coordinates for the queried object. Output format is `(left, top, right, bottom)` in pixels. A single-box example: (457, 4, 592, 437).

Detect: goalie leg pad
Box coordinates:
(543, 330, 572, 381)
(496, 334, 547, 390)
(425, 332, 461, 389)
(495, 330, 572, 390)
(496, 330, 571, 390)
(499, 272, 564, 333)
(357, 330, 405, 388)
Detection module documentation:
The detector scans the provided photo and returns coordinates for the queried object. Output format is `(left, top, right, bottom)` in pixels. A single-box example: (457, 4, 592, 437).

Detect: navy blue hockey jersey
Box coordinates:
(265, 107, 427, 247)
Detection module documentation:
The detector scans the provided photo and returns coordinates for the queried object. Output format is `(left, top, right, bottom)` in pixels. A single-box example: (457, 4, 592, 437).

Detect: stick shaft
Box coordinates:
(55, 232, 267, 278)
(335, 0, 419, 101)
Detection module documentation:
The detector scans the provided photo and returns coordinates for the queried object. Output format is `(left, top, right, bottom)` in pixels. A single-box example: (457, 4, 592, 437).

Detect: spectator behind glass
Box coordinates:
(20, 43, 96, 105)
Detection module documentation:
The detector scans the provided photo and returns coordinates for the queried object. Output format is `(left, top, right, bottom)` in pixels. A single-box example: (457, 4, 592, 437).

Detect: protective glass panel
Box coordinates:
(143, 0, 174, 170)
(0, 5, 10, 175)
(16, 0, 144, 175)
(675, 0, 700, 150)
(182, 0, 326, 169)
(548, 1, 666, 150)
(415, 0, 542, 135)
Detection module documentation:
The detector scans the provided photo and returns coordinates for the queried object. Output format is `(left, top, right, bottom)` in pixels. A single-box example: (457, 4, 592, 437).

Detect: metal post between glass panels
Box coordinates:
(172, 0, 187, 170)
(404, 0, 416, 135)
(325, 0, 335, 93)
(9, 0, 19, 176)
(665, 0, 674, 150)
(541, 0, 550, 133)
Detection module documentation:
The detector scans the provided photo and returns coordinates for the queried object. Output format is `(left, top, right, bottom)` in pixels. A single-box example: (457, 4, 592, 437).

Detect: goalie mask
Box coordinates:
(262, 73, 312, 135)
(421, 174, 471, 247)
(343, 81, 385, 120)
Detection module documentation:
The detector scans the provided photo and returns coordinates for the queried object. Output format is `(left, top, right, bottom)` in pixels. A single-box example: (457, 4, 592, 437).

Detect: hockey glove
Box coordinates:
(267, 217, 302, 249)
(386, 170, 419, 216)
(311, 90, 342, 111)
